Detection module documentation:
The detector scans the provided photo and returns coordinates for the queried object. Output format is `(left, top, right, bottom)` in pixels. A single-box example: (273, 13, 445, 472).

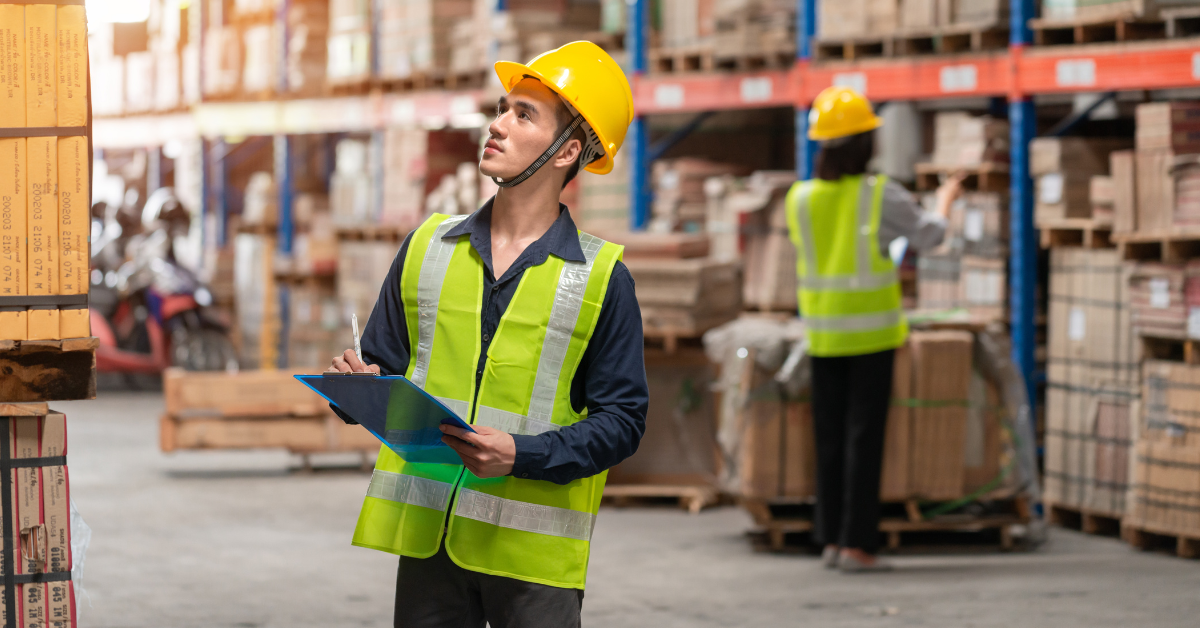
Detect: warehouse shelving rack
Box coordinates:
(92, 0, 1200, 403)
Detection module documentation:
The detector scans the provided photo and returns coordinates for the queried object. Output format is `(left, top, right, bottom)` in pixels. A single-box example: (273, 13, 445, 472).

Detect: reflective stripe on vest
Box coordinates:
(454, 488, 596, 541)
(787, 175, 907, 357)
(475, 405, 561, 435)
(792, 178, 897, 293)
(365, 469, 454, 512)
(411, 215, 469, 390)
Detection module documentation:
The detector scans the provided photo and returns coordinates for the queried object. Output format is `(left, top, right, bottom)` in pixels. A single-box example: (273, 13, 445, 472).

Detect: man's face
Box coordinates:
(479, 78, 565, 180)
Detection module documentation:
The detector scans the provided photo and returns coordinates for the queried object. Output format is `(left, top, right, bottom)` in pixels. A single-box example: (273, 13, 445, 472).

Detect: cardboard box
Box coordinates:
(1128, 361, 1200, 536)
(906, 331, 973, 500)
(1111, 150, 1137, 234)
(1, 413, 74, 628)
(56, 6, 88, 128)
(1044, 249, 1138, 514)
(25, 5, 57, 128)
(1136, 101, 1200, 153)
(1135, 148, 1175, 232)
(26, 137, 58, 340)
(0, 138, 26, 340)
(1031, 138, 1130, 221)
(58, 137, 88, 339)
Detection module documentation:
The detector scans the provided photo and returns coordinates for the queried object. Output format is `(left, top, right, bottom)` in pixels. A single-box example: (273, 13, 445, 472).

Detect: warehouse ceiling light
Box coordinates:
(86, 0, 151, 23)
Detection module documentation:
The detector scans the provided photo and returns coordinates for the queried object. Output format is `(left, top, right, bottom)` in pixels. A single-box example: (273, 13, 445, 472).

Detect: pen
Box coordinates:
(352, 314, 363, 365)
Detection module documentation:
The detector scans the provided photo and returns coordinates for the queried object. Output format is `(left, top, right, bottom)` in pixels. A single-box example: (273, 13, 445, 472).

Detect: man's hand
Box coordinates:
(440, 424, 516, 479)
(328, 349, 381, 374)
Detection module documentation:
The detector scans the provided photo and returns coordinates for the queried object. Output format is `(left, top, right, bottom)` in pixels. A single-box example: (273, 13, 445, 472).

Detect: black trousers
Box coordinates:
(811, 348, 895, 554)
(394, 544, 583, 628)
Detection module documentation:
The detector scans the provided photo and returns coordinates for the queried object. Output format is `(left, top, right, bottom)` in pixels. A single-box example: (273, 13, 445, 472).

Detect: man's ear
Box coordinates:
(554, 138, 582, 169)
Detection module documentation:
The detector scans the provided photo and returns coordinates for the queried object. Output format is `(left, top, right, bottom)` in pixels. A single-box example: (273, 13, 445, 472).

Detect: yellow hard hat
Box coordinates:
(807, 86, 883, 141)
(495, 41, 634, 175)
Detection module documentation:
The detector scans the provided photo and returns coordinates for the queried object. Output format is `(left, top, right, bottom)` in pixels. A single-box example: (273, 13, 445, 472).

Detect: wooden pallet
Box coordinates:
(0, 337, 98, 402)
(326, 79, 373, 97)
(335, 224, 410, 242)
(813, 37, 892, 61)
(1139, 332, 1200, 365)
(1029, 13, 1167, 45)
(1037, 217, 1115, 249)
(1045, 500, 1123, 537)
(1124, 522, 1200, 559)
(602, 483, 720, 514)
(649, 46, 715, 74)
(376, 69, 486, 94)
(914, 162, 1010, 193)
(713, 48, 796, 71)
(893, 22, 1010, 55)
(1112, 227, 1200, 262)
(1163, 6, 1200, 38)
(742, 496, 1029, 552)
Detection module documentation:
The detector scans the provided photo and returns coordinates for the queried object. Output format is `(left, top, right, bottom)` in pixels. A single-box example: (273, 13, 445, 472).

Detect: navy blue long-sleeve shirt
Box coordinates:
(337, 200, 648, 485)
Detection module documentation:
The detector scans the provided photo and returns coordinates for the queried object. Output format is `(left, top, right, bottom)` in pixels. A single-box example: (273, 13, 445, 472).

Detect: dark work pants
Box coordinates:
(394, 544, 583, 628)
(811, 348, 895, 554)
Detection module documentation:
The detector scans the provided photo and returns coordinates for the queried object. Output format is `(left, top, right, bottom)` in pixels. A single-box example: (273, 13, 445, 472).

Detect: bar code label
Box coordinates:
(1150, 278, 1171, 309)
(740, 77, 773, 103)
(939, 65, 978, 93)
(832, 72, 867, 96)
(1055, 59, 1096, 87)
(654, 84, 685, 109)
(1069, 307, 1086, 341)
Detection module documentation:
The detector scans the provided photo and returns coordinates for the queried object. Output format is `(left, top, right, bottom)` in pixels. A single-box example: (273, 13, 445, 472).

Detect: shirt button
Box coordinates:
(492, 285, 499, 292)
(521, 473, 529, 478)
(483, 332, 491, 342)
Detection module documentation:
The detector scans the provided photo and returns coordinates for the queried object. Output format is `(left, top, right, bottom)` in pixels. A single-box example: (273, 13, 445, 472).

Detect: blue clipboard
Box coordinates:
(295, 374, 475, 465)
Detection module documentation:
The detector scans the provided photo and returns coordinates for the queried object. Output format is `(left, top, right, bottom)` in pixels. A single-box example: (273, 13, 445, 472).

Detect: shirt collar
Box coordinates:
(442, 197, 586, 264)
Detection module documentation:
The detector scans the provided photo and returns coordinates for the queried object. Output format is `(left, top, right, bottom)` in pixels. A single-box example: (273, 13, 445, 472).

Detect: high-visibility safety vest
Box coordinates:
(352, 213, 624, 590)
(785, 174, 908, 357)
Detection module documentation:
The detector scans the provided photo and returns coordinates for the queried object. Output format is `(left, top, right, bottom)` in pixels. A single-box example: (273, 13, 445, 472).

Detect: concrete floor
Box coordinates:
(56, 392, 1200, 628)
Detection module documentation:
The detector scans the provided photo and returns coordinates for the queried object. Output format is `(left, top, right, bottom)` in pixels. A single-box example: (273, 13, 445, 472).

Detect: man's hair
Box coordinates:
(814, 131, 874, 181)
(554, 100, 588, 190)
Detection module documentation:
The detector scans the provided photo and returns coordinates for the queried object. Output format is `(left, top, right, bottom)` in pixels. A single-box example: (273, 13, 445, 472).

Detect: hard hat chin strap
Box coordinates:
(492, 114, 586, 188)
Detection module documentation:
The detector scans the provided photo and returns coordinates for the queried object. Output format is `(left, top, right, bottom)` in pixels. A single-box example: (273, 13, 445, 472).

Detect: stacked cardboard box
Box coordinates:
(734, 329, 997, 503)
(1129, 262, 1187, 338)
(1032, 137, 1130, 224)
(1134, 102, 1200, 231)
(284, 0, 329, 95)
(0, 412, 76, 628)
(1090, 175, 1115, 223)
(286, 279, 343, 368)
(233, 233, 279, 369)
(1044, 249, 1139, 516)
(329, 138, 376, 227)
(1041, 0, 1195, 21)
(929, 112, 1010, 169)
(651, 158, 749, 233)
(819, 0, 898, 39)
(336, 240, 401, 330)
(916, 192, 1007, 318)
(376, 0, 475, 81)
(901, 0, 1008, 29)
(327, 0, 371, 84)
(626, 258, 742, 337)
(0, 4, 91, 342)
(1127, 361, 1200, 538)
(712, 0, 795, 60)
(290, 195, 339, 276)
(658, 0, 716, 51)
(1111, 150, 1137, 233)
(713, 172, 797, 311)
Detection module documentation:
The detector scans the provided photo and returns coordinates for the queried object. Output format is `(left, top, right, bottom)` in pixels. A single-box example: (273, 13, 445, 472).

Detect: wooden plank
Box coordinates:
(0, 337, 97, 402)
(0, 402, 50, 417)
(160, 414, 379, 454)
(163, 367, 331, 418)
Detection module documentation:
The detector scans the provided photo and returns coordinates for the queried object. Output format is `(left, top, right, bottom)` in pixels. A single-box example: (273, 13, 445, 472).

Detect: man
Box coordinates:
(787, 86, 961, 573)
(328, 42, 647, 627)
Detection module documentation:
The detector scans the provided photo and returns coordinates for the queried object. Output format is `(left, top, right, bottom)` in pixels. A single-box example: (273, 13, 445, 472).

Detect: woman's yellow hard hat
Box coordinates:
(494, 41, 634, 175)
(808, 86, 883, 141)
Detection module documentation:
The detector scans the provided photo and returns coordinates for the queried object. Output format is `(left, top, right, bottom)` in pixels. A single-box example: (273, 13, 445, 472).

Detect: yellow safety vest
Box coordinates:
(352, 213, 624, 590)
(785, 175, 908, 357)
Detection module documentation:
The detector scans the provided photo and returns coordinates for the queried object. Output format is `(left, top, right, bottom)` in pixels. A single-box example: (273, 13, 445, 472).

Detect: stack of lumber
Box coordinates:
(1032, 137, 1130, 224)
(1126, 361, 1200, 545)
(159, 369, 378, 456)
(1129, 263, 1187, 338)
(1044, 249, 1139, 517)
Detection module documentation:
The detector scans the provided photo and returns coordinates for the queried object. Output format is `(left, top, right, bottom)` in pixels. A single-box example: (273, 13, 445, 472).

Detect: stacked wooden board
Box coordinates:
(159, 368, 379, 459)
